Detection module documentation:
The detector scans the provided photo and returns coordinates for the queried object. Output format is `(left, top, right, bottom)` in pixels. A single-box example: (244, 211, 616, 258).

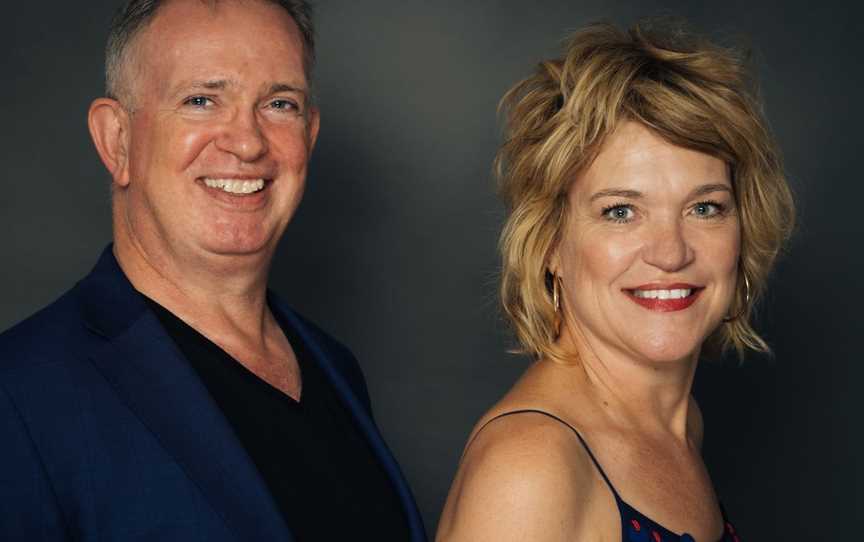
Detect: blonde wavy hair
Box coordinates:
(497, 21, 795, 362)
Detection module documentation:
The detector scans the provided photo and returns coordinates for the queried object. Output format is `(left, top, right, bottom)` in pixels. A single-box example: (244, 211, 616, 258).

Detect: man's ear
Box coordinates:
(306, 106, 320, 154)
(88, 98, 132, 187)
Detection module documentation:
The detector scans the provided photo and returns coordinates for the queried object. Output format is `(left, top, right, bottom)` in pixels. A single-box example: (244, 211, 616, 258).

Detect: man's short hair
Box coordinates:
(105, 0, 315, 103)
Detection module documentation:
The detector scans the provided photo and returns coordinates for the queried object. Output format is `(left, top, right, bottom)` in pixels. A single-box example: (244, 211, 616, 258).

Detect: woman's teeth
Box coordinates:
(632, 289, 692, 300)
(204, 178, 265, 194)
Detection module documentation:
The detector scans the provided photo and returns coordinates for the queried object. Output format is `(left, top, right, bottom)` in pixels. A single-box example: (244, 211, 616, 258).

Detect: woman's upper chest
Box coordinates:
(586, 430, 725, 541)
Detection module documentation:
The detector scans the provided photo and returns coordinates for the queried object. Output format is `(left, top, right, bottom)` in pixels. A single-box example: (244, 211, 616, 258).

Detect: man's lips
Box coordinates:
(198, 175, 273, 194)
(623, 283, 704, 312)
(196, 176, 273, 208)
(203, 177, 266, 194)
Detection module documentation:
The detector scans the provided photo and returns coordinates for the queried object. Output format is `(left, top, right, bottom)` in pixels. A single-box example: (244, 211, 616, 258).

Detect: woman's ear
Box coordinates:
(88, 98, 132, 187)
(547, 245, 562, 277)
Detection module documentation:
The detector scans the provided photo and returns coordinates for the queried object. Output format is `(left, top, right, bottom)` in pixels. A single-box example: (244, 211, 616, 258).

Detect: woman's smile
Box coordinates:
(624, 284, 704, 312)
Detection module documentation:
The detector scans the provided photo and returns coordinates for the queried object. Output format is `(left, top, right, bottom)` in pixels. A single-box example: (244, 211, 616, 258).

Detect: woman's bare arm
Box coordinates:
(436, 412, 604, 542)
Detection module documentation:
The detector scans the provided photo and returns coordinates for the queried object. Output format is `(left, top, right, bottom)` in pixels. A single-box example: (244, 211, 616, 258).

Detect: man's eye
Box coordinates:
(602, 204, 635, 223)
(183, 96, 213, 108)
(269, 99, 300, 113)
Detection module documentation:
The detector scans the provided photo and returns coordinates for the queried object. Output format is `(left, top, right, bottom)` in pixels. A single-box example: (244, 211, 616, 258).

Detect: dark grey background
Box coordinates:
(2, 1, 861, 538)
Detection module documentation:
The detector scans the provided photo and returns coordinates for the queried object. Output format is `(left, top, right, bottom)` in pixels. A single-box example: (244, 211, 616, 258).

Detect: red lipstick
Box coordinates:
(624, 283, 703, 312)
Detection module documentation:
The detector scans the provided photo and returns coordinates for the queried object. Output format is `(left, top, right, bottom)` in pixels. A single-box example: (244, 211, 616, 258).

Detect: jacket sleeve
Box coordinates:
(0, 383, 71, 541)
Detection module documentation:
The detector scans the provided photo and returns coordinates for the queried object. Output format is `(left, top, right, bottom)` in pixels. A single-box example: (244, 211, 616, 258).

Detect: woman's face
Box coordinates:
(551, 121, 740, 365)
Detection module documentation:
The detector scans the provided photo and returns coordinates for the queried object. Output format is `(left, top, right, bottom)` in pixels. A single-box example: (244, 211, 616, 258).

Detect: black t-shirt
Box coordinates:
(146, 298, 409, 541)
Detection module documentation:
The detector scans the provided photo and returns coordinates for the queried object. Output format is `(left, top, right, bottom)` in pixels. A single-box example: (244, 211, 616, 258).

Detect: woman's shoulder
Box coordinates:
(436, 405, 611, 541)
(467, 406, 590, 466)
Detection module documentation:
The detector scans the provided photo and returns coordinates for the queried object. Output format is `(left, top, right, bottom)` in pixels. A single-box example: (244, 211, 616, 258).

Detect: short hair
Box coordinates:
(105, 0, 315, 103)
(496, 21, 795, 362)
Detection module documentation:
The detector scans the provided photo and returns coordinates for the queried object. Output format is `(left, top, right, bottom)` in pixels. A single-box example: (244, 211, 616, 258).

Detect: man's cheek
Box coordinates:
(174, 126, 219, 172)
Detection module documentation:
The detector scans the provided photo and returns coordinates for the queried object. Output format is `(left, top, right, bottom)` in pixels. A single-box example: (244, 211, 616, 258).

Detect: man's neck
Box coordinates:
(113, 226, 274, 349)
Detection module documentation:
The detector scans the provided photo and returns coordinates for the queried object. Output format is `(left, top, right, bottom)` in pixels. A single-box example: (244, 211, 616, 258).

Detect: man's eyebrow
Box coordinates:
(169, 80, 308, 97)
(589, 188, 642, 202)
(190, 79, 233, 90)
(268, 83, 308, 96)
(169, 79, 233, 96)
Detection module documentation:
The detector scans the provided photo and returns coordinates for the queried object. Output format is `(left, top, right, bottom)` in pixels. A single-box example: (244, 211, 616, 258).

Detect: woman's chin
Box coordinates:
(564, 323, 704, 366)
(625, 333, 703, 366)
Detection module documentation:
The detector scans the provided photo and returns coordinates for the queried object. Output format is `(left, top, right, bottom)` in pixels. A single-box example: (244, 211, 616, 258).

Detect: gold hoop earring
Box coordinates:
(723, 273, 751, 323)
(552, 275, 561, 314)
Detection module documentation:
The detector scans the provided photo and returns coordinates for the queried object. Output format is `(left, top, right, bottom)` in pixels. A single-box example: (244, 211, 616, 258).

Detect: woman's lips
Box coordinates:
(624, 284, 704, 312)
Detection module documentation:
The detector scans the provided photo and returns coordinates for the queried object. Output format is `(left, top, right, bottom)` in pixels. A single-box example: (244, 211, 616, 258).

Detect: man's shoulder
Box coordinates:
(0, 281, 90, 373)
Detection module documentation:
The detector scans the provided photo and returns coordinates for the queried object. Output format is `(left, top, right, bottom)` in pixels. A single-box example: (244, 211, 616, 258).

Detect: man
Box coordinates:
(0, 0, 425, 540)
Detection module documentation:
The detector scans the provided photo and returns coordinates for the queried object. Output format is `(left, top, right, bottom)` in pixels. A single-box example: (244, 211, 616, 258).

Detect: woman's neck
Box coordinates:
(552, 324, 700, 441)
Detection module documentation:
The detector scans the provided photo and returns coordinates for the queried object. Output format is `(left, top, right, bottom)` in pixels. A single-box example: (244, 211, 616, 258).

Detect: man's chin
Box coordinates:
(201, 241, 274, 259)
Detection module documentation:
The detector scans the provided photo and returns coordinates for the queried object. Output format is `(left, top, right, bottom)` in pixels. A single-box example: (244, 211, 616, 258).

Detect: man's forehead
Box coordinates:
(137, 0, 303, 57)
(128, 1, 307, 98)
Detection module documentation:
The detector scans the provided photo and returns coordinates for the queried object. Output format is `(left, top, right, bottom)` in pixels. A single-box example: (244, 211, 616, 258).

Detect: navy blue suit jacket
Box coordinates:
(0, 247, 426, 541)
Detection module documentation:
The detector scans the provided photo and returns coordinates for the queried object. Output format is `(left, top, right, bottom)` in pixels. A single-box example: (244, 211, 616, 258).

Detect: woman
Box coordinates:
(437, 22, 794, 542)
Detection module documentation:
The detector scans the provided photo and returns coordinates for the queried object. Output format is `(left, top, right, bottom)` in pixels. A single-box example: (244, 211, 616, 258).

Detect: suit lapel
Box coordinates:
(80, 247, 294, 542)
(271, 299, 427, 540)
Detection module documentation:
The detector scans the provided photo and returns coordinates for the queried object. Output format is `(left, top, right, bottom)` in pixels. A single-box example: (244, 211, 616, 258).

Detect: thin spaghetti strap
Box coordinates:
(466, 409, 623, 502)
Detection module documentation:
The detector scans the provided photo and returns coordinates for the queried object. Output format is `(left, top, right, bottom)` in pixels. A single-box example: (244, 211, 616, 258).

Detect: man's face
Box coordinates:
(119, 0, 318, 262)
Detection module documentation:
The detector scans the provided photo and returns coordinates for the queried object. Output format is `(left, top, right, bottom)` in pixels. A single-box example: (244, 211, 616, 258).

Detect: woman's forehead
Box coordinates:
(572, 122, 730, 200)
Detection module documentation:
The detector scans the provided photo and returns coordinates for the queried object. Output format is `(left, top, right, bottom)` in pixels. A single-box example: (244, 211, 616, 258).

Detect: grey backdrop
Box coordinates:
(2, 1, 862, 539)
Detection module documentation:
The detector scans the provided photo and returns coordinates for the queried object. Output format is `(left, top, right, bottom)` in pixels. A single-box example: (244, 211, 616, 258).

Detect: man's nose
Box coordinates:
(215, 108, 269, 162)
(641, 218, 695, 272)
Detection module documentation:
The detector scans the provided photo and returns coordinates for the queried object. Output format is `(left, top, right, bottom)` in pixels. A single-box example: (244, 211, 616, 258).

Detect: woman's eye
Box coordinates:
(692, 201, 725, 218)
(602, 205, 635, 223)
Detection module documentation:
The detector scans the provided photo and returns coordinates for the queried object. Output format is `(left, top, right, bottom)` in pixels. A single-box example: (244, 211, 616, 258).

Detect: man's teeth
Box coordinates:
(632, 288, 692, 300)
(203, 178, 265, 194)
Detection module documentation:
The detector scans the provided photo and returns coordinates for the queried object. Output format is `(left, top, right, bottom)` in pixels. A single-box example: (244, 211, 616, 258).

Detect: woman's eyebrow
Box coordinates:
(691, 183, 732, 197)
(589, 188, 642, 202)
(588, 184, 732, 203)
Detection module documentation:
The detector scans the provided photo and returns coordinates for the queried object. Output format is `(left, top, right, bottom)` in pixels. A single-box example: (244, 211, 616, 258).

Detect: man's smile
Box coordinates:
(203, 177, 266, 195)
(196, 176, 274, 209)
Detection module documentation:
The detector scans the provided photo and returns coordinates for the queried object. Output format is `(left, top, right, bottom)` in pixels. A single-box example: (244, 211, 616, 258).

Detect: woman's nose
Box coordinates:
(641, 219, 695, 272)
